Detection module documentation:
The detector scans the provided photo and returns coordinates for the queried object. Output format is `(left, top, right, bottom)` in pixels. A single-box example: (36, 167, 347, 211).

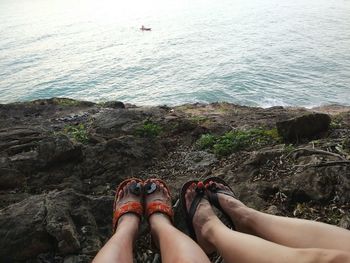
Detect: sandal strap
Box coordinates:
(204, 177, 236, 230)
(146, 201, 174, 222)
(112, 202, 143, 233)
(187, 193, 204, 240)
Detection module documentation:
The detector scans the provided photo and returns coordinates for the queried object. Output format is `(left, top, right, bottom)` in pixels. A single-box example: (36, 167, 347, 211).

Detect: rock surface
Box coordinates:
(0, 98, 349, 262)
(276, 113, 331, 142)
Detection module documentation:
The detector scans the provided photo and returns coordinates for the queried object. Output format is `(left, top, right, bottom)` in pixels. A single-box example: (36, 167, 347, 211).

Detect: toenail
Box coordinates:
(197, 181, 204, 189)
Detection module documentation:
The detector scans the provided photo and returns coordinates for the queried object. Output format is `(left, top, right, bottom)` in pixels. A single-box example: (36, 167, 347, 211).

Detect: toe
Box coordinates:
(118, 189, 124, 200)
(190, 182, 196, 190)
(162, 185, 168, 195)
(124, 183, 130, 195)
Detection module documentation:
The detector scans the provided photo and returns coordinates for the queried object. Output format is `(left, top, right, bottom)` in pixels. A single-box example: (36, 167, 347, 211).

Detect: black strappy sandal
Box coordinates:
(203, 176, 236, 230)
(180, 180, 206, 241)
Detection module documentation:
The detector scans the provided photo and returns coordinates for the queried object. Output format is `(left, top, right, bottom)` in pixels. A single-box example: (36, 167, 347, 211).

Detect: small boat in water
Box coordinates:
(140, 25, 151, 31)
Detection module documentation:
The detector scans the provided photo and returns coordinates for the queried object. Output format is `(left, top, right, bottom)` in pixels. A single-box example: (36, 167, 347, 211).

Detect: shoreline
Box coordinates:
(2, 96, 350, 114)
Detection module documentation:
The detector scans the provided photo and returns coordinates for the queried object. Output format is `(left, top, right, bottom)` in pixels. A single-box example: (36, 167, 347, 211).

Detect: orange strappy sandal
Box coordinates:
(144, 178, 174, 222)
(112, 178, 144, 233)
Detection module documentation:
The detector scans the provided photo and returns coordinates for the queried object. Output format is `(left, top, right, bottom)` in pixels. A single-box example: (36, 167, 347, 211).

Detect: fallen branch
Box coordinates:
(293, 161, 350, 170)
(313, 161, 350, 167)
(286, 148, 346, 161)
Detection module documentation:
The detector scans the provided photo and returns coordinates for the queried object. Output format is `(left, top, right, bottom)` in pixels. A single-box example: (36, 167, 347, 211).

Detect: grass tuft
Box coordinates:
(136, 121, 162, 138)
(64, 124, 89, 143)
(197, 128, 281, 156)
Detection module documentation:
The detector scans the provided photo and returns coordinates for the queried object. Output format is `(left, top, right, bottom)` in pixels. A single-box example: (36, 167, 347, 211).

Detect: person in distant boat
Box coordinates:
(140, 25, 151, 31)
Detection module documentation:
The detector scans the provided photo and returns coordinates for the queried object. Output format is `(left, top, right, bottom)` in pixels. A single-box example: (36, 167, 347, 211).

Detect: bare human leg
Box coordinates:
(92, 215, 139, 263)
(185, 184, 350, 263)
(211, 183, 350, 252)
(146, 179, 211, 263)
(93, 180, 142, 263)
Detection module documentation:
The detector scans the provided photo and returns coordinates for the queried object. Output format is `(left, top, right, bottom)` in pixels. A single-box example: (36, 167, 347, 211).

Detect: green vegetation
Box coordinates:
(293, 203, 344, 225)
(30, 98, 81, 106)
(64, 123, 89, 143)
(197, 134, 216, 149)
(189, 116, 210, 125)
(136, 121, 162, 138)
(330, 121, 342, 129)
(283, 144, 296, 154)
(52, 98, 81, 106)
(342, 138, 350, 153)
(330, 116, 343, 129)
(197, 128, 281, 156)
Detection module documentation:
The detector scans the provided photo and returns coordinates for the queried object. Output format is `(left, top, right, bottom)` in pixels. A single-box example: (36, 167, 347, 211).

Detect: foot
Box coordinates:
(185, 183, 218, 254)
(114, 180, 142, 234)
(145, 179, 174, 244)
(211, 182, 254, 233)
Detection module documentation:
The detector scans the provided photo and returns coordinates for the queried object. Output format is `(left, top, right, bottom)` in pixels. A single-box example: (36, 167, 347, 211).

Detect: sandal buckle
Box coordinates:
(130, 182, 142, 195)
(145, 182, 157, 194)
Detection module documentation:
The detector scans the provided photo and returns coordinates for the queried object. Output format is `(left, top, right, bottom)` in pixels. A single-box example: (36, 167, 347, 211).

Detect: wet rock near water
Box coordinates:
(0, 98, 349, 262)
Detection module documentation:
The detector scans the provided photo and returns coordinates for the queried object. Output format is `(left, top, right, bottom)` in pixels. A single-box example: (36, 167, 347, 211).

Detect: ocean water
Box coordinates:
(0, 0, 350, 107)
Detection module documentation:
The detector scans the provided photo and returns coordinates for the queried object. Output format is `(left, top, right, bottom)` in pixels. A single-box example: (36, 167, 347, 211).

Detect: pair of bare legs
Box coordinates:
(186, 182, 350, 263)
(93, 180, 350, 263)
(92, 180, 210, 263)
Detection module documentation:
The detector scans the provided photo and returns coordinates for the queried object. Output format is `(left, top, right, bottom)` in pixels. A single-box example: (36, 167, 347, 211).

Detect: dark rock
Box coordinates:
(339, 214, 350, 230)
(92, 109, 146, 137)
(36, 135, 82, 167)
(7, 135, 82, 175)
(33, 98, 95, 107)
(63, 255, 92, 263)
(36, 253, 63, 263)
(0, 194, 53, 261)
(268, 106, 284, 110)
(0, 192, 31, 209)
(82, 135, 164, 189)
(45, 190, 102, 255)
(265, 205, 281, 215)
(276, 113, 331, 142)
(0, 189, 109, 261)
(0, 167, 25, 189)
(101, 101, 125, 109)
(182, 151, 218, 171)
(0, 159, 25, 190)
(159, 105, 171, 110)
(244, 148, 284, 166)
(280, 167, 339, 203)
(38, 135, 82, 166)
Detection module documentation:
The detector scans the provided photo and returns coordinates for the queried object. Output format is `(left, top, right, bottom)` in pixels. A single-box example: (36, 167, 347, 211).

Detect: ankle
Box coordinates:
(149, 213, 173, 246)
(115, 214, 140, 236)
(230, 206, 257, 233)
(200, 216, 221, 244)
(150, 213, 172, 234)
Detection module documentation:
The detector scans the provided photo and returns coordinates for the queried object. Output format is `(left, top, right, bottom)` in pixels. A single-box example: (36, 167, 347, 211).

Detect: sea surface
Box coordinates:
(1, 0, 350, 107)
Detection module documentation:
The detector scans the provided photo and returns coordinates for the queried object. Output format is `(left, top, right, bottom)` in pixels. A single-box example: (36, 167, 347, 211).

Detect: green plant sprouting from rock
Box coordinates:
(136, 121, 162, 138)
(64, 124, 89, 143)
(283, 144, 296, 154)
(197, 128, 281, 156)
(189, 116, 210, 125)
(330, 115, 343, 129)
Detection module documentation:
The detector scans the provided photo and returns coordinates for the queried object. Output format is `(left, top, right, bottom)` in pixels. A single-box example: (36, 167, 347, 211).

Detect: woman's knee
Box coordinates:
(327, 251, 350, 263)
(298, 248, 350, 263)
